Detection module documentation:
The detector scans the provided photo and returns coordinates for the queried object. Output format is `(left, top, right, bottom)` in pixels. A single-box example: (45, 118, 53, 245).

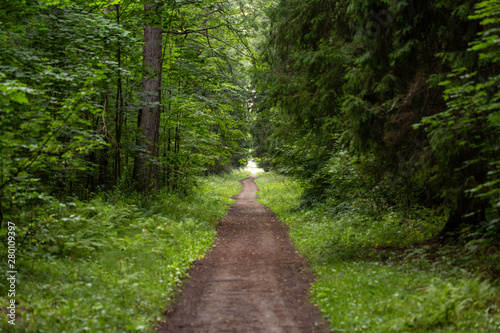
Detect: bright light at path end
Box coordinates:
(245, 159, 264, 174)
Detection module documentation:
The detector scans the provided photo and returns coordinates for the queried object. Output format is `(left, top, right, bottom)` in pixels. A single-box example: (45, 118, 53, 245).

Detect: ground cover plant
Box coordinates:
(0, 170, 250, 332)
(255, 171, 500, 332)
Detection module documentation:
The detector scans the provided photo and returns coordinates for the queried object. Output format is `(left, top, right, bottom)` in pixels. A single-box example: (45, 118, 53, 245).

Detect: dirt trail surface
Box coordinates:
(159, 175, 327, 333)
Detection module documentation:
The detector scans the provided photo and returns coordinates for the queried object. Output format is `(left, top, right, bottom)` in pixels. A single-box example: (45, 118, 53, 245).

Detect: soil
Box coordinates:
(158, 175, 328, 333)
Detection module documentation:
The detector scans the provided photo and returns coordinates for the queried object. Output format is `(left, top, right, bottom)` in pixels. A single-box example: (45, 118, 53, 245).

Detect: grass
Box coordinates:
(0, 170, 250, 332)
(255, 172, 500, 333)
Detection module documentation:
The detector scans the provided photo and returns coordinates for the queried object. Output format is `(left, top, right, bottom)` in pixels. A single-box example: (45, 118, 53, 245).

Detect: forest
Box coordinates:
(0, 0, 499, 332)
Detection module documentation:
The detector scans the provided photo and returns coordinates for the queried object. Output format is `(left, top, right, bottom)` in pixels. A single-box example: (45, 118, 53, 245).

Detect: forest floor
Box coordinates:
(158, 174, 327, 333)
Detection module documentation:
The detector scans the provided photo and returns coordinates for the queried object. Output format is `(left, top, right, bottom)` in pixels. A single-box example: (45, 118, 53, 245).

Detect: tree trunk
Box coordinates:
(438, 188, 487, 238)
(114, 4, 123, 184)
(133, 3, 162, 192)
(438, 152, 489, 238)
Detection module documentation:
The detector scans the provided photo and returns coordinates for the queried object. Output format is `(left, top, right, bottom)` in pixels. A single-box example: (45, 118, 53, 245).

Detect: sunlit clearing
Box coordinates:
(245, 159, 264, 174)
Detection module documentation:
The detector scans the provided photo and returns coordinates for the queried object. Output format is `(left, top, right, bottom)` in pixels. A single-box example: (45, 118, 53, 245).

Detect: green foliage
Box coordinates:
(256, 171, 500, 332)
(420, 0, 500, 235)
(0, 0, 254, 244)
(0, 0, 136, 226)
(140, 0, 253, 189)
(0, 170, 249, 332)
(253, 0, 499, 236)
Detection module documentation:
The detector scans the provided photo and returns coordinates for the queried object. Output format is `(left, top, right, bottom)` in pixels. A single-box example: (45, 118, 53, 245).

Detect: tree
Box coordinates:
(254, 0, 499, 236)
(421, 0, 500, 235)
(134, 1, 163, 192)
(0, 0, 131, 225)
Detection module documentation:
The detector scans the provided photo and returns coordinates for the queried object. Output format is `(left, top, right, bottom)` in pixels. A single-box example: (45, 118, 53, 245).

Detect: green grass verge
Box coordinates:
(0, 170, 250, 332)
(255, 172, 500, 333)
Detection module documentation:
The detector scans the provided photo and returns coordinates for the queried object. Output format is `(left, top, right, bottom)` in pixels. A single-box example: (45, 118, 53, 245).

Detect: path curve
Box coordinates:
(159, 175, 327, 333)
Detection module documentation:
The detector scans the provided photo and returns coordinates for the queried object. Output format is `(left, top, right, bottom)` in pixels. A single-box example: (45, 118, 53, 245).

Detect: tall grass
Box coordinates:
(0, 170, 250, 332)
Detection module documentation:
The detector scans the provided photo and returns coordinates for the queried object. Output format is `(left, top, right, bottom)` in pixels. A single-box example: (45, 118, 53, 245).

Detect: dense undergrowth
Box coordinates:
(0, 170, 249, 332)
(256, 172, 500, 332)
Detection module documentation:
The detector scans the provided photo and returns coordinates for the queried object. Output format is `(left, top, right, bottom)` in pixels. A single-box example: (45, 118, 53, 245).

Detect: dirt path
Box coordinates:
(158, 175, 327, 333)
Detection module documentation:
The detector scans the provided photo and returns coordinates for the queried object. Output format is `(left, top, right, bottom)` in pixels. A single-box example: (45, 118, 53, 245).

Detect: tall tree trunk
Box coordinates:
(133, 2, 162, 192)
(114, 4, 123, 184)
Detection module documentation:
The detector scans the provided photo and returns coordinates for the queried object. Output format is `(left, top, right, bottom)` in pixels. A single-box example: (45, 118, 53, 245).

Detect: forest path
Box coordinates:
(158, 174, 327, 333)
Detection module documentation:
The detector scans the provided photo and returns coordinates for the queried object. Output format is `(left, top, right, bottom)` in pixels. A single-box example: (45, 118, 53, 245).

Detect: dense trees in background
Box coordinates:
(1, 0, 498, 251)
(0, 0, 256, 230)
(253, 0, 499, 238)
